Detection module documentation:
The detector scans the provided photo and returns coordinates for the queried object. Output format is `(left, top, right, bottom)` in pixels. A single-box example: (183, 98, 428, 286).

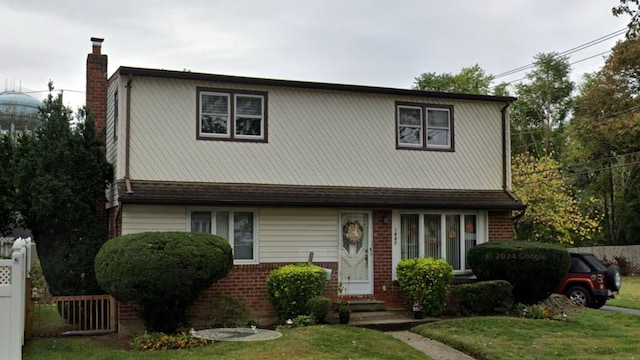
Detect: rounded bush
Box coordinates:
(266, 263, 327, 321)
(453, 280, 514, 315)
(94, 231, 233, 333)
(467, 241, 570, 304)
(396, 258, 454, 316)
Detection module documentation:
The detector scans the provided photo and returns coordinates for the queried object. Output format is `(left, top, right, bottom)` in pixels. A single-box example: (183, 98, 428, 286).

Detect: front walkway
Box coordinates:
(387, 331, 475, 360)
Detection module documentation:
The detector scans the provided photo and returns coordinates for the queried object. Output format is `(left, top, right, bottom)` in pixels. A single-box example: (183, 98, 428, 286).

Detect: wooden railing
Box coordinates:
(28, 293, 117, 338)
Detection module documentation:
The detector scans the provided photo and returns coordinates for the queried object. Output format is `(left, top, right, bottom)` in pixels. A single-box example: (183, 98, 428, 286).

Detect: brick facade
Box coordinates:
(488, 211, 514, 241)
(118, 261, 339, 326)
(116, 209, 516, 328)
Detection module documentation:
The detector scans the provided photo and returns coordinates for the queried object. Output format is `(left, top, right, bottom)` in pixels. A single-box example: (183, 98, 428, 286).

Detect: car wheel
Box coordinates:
(565, 285, 592, 307)
(606, 265, 622, 292)
(592, 297, 607, 309)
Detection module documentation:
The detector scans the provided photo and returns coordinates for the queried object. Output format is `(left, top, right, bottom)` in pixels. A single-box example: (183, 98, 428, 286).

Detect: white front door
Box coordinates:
(339, 212, 373, 295)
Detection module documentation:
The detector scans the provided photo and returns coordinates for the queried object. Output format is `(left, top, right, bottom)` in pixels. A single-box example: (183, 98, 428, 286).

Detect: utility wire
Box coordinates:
(494, 28, 626, 79)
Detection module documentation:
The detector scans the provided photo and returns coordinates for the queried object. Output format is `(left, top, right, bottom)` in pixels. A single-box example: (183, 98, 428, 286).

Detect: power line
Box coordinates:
(512, 150, 640, 177)
(494, 28, 626, 80)
(497, 49, 614, 88)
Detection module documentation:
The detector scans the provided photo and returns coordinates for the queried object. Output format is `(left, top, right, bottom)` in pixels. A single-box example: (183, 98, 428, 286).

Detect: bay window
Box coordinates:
(397, 211, 485, 273)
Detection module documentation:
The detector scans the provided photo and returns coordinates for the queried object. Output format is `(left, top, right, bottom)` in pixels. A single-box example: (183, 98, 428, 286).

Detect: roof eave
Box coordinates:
(114, 66, 517, 104)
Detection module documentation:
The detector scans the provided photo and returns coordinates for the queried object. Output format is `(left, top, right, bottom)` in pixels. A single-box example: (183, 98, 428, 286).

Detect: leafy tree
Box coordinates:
(413, 64, 499, 95)
(613, 0, 640, 38)
(0, 134, 15, 235)
(511, 153, 601, 244)
(510, 53, 574, 158)
(13, 83, 112, 295)
(571, 38, 640, 244)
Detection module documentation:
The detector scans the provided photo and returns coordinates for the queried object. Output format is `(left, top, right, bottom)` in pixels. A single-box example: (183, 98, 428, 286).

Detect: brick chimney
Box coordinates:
(86, 37, 107, 132)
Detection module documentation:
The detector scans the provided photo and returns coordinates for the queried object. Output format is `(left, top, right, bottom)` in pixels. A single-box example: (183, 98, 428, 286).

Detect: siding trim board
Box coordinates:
(116, 180, 526, 210)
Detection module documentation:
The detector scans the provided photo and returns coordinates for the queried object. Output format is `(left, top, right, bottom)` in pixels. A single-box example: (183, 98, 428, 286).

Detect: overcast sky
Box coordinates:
(0, 0, 631, 110)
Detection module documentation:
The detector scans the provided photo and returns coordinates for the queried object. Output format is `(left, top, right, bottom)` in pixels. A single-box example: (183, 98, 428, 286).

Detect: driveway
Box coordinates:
(602, 305, 640, 315)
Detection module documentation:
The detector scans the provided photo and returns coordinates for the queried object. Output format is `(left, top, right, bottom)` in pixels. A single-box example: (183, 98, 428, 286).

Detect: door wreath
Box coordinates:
(343, 220, 364, 251)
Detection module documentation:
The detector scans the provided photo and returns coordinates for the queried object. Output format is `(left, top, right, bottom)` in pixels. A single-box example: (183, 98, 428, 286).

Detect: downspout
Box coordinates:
(501, 103, 509, 190)
(502, 102, 527, 223)
(124, 75, 133, 194)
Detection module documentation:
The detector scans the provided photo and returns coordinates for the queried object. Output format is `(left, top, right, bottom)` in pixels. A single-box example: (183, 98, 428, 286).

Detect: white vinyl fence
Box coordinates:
(0, 237, 15, 257)
(0, 237, 32, 360)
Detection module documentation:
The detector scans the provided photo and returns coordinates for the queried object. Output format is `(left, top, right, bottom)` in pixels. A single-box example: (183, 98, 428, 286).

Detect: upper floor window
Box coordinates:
(197, 87, 268, 142)
(396, 103, 453, 150)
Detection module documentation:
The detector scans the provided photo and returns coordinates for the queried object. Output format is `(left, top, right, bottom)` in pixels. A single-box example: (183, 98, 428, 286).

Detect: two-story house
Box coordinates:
(86, 38, 525, 324)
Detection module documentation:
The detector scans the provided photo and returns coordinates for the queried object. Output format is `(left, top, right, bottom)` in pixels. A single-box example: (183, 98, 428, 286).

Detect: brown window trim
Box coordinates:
(196, 87, 269, 143)
(395, 101, 454, 152)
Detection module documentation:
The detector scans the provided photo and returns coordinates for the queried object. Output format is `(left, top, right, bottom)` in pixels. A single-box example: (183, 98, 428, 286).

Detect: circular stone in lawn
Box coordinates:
(193, 328, 282, 342)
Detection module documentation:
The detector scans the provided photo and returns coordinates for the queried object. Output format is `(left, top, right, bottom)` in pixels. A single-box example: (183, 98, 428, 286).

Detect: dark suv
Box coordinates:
(555, 252, 622, 308)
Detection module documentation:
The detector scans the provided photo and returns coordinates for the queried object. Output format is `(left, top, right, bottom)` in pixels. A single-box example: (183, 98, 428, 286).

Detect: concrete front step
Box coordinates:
(326, 310, 439, 331)
(345, 299, 386, 312)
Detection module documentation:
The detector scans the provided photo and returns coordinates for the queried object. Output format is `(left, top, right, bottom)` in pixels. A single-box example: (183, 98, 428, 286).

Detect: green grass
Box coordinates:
(414, 309, 640, 360)
(24, 325, 432, 360)
(607, 275, 640, 310)
(30, 303, 64, 337)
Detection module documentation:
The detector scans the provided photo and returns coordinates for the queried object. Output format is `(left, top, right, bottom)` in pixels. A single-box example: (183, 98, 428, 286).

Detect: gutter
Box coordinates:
(124, 76, 133, 194)
(502, 103, 528, 223)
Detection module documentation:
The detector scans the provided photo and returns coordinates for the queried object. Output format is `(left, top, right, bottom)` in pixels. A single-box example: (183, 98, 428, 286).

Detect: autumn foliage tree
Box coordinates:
(570, 37, 640, 244)
(511, 153, 601, 245)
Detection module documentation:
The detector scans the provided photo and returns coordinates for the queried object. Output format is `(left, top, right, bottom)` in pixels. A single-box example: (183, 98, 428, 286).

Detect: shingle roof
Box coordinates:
(115, 66, 517, 104)
(117, 180, 526, 210)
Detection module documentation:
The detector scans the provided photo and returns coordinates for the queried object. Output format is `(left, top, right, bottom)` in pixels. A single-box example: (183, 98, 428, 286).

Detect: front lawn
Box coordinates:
(607, 275, 640, 310)
(413, 309, 640, 359)
(24, 325, 431, 360)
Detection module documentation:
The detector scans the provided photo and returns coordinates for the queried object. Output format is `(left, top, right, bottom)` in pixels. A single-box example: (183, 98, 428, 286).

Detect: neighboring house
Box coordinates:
(86, 38, 525, 324)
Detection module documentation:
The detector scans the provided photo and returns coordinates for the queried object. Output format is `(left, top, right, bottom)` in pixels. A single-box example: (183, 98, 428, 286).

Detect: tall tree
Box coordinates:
(0, 134, 15, 236)
(413, 64, 500, 95)
(510, 53, 574, 158)
(613, 0, 640, 38)
(14, 83, 112, 295)
(571, 38, 640, 244)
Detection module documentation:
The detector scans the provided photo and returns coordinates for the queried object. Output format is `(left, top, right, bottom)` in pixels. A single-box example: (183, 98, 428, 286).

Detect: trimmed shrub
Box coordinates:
(396, 258, 454, 316)
(453, 280, 514, 315)
(95, 231, 233, 334)
(306, 296, 331, 323)
(467, 241, 570, 304)
(266, 263, 328, 321)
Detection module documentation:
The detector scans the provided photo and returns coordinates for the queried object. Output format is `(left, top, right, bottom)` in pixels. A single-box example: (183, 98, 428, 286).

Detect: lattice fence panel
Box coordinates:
(0, 266, 11, 285)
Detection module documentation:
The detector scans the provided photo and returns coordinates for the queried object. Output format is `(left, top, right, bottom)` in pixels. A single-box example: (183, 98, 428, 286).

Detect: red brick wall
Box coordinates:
(118, 261, 339, 325)
(86, 41, 108, 132)
(488, 211, 514, 242)
(372, 210, 405, 309)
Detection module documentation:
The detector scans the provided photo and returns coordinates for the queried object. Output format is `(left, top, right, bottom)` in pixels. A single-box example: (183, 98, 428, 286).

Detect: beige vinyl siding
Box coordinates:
(122, 76, 505, 190)
(105, 75, 119, 208)
(120, 205, 339, 263)
(121, 205, 186, 235)
(258, 208, 338, 263)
